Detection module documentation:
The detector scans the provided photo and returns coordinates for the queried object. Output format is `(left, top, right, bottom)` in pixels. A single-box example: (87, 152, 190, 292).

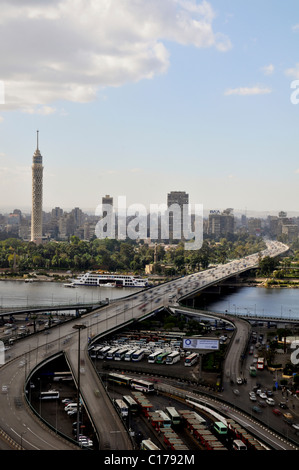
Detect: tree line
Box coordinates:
(0, 234, 266, 275)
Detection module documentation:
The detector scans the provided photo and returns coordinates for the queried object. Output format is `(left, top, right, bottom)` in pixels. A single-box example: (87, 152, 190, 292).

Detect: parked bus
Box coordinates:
(232, 439, 247, 450)
(140, 439, 160, 450)
(165, 351, 180, 365)
(165, 407, 181, 426)
(106, 347, 120, 360)
(123, 395, 139, 413)
(148, 350, 163, 363)
(53, 371, 73, 382)
(156, 351, 169, 364)
(130, 378, 155, 393)
(114, 348, 129, 361)
(213, 421, 227, 435)
(184, 353, 198, 366)
(157, 410, 171, 428)
(39, 390, 60, 400)
(131, 349, 146, 362)
(89, 345, 102, 359)
(98, 346, 111, 359)
(124, 349, 138, 361)
(114, 399, 128, 417)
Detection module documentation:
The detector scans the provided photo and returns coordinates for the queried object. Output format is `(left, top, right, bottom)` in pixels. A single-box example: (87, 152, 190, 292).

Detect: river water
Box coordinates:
(201, 286, 299, 320)
(0, 280, 139, 309)
(1, 280, 299, 320)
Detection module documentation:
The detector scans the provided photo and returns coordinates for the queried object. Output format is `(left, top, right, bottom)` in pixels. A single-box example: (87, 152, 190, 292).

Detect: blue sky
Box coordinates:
(0, 0, 299, 216)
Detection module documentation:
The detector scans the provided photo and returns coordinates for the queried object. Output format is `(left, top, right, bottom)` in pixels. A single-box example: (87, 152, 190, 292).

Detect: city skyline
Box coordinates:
(0, 1, 299, 214)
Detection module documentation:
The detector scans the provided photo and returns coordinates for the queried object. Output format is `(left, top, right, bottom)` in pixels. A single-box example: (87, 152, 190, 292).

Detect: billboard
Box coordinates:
(183, 338, 219, 351)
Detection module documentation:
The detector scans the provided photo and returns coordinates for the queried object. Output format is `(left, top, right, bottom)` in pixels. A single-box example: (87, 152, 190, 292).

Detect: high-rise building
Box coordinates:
(167, 191, 189, 241)
(31, 131, 43, 244)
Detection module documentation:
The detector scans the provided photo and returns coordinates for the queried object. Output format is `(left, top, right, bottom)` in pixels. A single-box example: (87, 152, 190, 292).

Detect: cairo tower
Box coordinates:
(31, 131, 43, 244)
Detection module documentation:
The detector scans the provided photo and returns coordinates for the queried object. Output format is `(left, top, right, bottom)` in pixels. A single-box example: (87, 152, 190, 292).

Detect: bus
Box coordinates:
(53, 371, 73, 382)
(114, 399, 128, 418)
(165, 351, 180, 365)
(156, 410, 171, 428)
(184, 353, 198, 366)
(124, 349, 138, 361)
(131, 349, 146, 362)
(106, 347, 120, 360)
(130, 378, 155, 393)
(98, 346, 111, 359)
(156, 351, 169, 364)
(114, 348, 129, 361)
(106, 373, 131, 387)
(39, 390, 60, 400)
(165, 407, 181, 426)
(123, 395, 139, 413)
(257, 357, 265, 370)
(89, 345, 102, 359)
(232, 439, 247, 450)
(213, 421, 227, 435)
(148, 350, 163, 363)
(140, 439, 160, 450)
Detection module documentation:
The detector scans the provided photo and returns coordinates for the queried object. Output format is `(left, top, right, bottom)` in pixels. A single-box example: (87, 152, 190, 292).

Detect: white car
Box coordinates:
(260, 392, 267, 399)
(266, 398, 275, 406)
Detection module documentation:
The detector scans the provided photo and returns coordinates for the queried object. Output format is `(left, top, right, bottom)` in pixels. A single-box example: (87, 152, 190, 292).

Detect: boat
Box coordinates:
(70, 272, 149, 288)
(64, 283, 76, 288)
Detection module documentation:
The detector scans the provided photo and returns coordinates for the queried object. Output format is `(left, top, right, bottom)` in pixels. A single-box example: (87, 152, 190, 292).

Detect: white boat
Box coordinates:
(64, 283, 76, 288)
(71, 272, 149, 288)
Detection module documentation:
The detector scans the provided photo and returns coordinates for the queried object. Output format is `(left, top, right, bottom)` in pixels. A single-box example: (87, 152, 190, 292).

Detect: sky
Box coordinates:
(0, 0, 299, 216)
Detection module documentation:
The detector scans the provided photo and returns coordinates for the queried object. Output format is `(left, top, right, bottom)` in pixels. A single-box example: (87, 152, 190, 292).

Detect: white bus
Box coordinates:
(148, 350, 163, 363)
(166, 351, 180, 365)
(39, 390, 59, 400)
(131, 349, 146, 362)
(157, 410, 171, 428)
(130, 378, 155, 393)
(98, 346, 111, 359)
(124, 349, 138, 361)
(114, 399, 129, 417)
(141, 439, 160, 450)
(106, 347, 120, 360)
(114, 348, 129, 361)
(184, 352, 198, 366)
(89, 345, 103, 359)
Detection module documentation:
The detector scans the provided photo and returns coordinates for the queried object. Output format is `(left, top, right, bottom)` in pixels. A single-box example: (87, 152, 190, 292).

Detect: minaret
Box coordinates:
(31, 130, 43, 244)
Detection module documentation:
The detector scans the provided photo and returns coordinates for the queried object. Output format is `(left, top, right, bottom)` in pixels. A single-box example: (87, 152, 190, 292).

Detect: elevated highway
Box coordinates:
(0, 240, 290, 450)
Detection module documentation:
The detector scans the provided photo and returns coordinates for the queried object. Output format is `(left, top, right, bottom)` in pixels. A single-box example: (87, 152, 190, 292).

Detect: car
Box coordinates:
(258, 400, 267, 408)
(249, 394, 257, 401)
(259, 392, 267, 399)
(252, 406, 262, 414)
(283, 412, 293, 421)
(272, 408, 282, 416)
(279, 402, 288, 409)
(233, 389, 240, 395)
(266, 390, 274, 397)
(292, 423, 299, 432)
(266, 398, 275, 406)
(236, 377, 243, 385)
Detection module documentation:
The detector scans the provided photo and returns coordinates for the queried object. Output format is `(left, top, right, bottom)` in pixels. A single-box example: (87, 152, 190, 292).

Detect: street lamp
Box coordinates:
(72, 323, 87, 444)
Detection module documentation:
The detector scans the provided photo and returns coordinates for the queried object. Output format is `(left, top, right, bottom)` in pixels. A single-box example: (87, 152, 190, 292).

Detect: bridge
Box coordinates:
(0, 240, 292, 450)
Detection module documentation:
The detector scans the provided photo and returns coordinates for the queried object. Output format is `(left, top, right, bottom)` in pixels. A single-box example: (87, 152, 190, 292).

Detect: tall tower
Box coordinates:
(31, 130, 43, 244)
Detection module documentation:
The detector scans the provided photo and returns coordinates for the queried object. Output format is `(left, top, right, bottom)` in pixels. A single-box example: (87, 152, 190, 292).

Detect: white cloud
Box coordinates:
(261, 64, 274, 75)
(0, 0, 231, 113)
(285, 63, 299, 79)
(224, 86, 272, 96)
(292, 24, 299, 31)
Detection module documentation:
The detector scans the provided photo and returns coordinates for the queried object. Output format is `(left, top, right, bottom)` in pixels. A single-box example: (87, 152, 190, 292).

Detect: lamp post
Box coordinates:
(72, 323, 86, 443)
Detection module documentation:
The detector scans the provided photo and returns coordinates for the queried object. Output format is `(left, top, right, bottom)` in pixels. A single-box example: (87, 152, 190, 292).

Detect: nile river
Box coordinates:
(1, 281, 299, 320)
(0, 280, 139, 309)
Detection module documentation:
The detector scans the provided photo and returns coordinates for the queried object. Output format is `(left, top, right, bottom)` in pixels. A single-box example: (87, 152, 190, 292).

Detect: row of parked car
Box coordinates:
(61, 398, 93, 448)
